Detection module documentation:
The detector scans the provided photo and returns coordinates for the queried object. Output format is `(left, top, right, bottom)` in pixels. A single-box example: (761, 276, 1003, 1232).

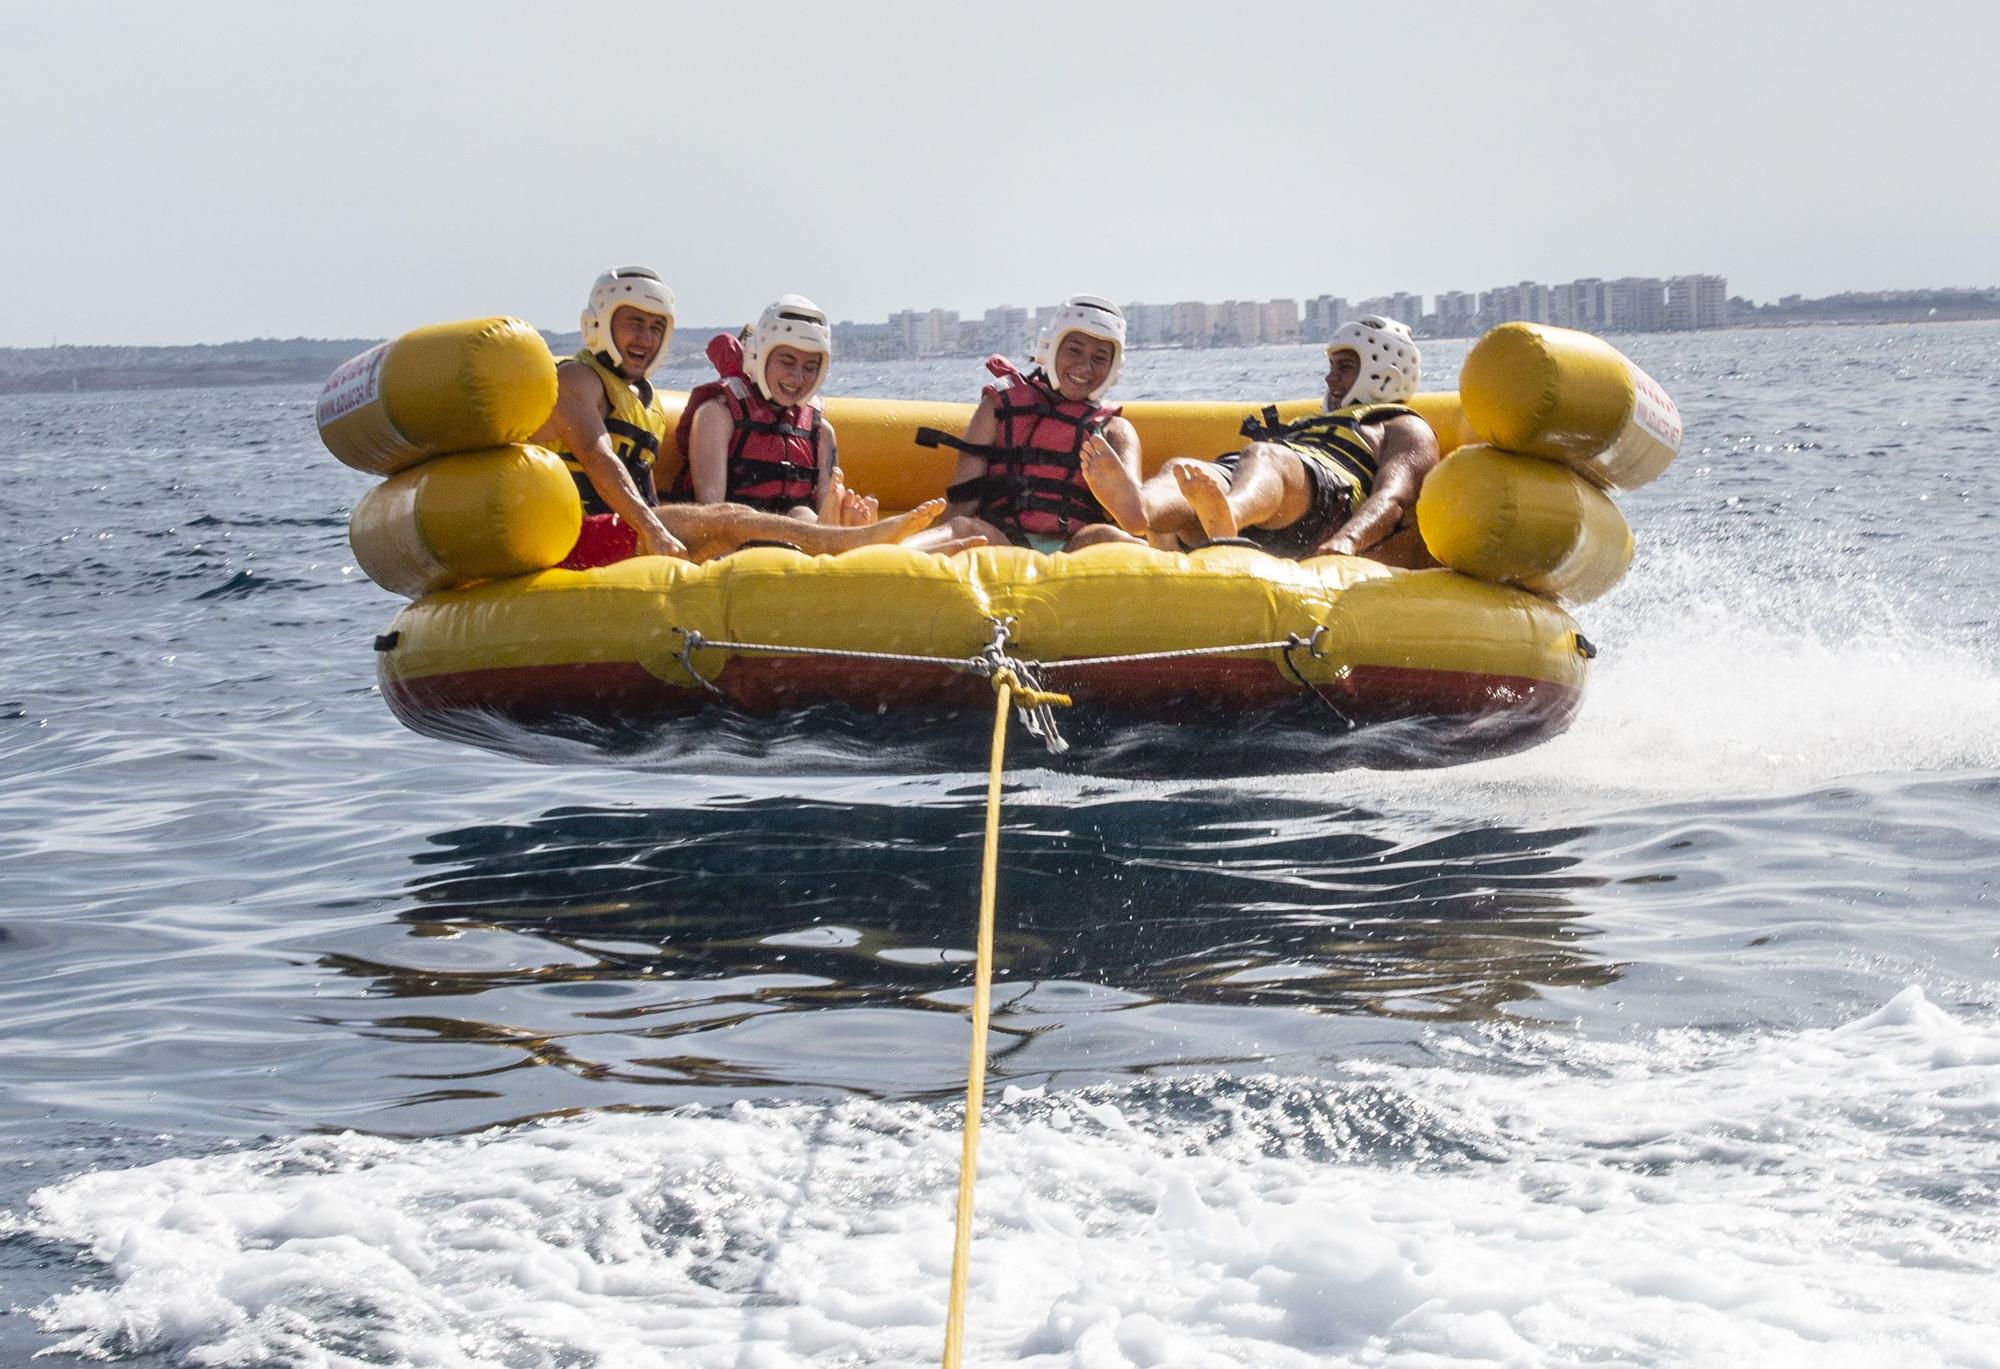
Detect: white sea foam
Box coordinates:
(1264, 517, 2000, 824)
(16, 987, 1999, 1367)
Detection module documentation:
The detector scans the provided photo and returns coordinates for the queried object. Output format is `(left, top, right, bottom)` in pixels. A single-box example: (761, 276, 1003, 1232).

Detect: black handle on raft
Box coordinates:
(914, 427, 1010, 461)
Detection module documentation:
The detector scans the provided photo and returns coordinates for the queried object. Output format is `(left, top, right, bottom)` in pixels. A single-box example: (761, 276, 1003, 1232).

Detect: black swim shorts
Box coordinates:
(1212, 445, 1357, 559)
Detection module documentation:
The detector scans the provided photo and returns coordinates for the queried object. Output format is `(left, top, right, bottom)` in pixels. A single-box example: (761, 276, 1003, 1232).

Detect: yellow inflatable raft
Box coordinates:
(321, 319, 1680, 772)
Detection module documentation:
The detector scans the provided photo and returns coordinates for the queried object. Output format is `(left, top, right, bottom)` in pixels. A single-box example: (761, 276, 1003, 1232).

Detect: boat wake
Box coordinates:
(14, 988, 1997, 1367)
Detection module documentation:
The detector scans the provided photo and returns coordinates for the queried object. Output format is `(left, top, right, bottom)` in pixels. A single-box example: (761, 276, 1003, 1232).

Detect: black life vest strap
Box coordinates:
(603, 417, 662, 457)
(946, 473, 1000, 503)
(917, 426, 1013, 461)
(983, 471, 1104, 527)
(729, 453, 820, 483)
(571, 462, 656, 514)
(1281, 415, 1382, 486)
(1239, 405, 1286, 443)
(571, 416, 661, 512)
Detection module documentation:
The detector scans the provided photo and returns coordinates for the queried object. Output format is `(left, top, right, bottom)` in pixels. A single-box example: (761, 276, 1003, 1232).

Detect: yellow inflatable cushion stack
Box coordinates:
(318, 317, 557, 477)
(1420, 324, 1681, 604)
(321, 318, 571, 598)
(1458, 323, 1683, 491)
(349, 446, 583, 600)
(1416, 446, 1633, 605)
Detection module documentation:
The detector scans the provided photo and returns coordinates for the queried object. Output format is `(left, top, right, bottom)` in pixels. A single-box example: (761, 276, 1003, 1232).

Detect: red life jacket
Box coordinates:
(672, 334, 823, 512)
(974, 356, 1121, 538)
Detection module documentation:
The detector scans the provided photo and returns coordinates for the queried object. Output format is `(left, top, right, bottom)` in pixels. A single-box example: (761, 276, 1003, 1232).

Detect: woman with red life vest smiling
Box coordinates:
(676, 296, 876, 526)
(921, 295, 1144, 554)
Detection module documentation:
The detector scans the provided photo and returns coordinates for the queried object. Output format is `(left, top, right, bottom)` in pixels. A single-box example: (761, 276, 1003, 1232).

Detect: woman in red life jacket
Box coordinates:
(678, 296, 875, 525)
(922, 295, 1144, 554)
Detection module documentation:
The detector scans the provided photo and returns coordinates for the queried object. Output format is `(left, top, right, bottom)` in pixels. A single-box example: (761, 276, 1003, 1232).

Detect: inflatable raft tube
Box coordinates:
(371, 541, 1592, 773)
(326, 318, 1678, 772)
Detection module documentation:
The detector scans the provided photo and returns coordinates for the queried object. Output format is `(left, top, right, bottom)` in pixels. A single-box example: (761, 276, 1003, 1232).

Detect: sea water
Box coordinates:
(1, 324, 1996, 1367)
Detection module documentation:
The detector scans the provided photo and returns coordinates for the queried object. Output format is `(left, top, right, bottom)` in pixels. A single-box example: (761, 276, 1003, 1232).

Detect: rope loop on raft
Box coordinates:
(668, 622, 1327, 755)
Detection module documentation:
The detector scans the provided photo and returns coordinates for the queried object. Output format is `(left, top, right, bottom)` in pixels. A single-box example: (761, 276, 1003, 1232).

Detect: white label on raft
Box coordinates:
(316, 342, 389, 431)
(1628, 361, 1683, 453)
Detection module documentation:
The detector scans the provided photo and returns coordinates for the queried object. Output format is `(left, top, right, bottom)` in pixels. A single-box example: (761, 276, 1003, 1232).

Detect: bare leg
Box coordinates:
(1213, 442, 1310, 534)
(1133, 460, 1209, 545)
(660, 499, 945, 561)
(1063, 522, 1144, 550)
(1174, 461, 1239, 540)
(901, 514, 1002, 554)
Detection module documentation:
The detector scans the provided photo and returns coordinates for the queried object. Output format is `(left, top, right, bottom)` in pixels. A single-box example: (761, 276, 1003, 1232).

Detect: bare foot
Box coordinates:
(922, 535, 989, 555)
(842, 488, 878, 525)
(1080, 434, 1147, 535)
(806, 498, 946, 552)
(1174, 462, 1239, 541)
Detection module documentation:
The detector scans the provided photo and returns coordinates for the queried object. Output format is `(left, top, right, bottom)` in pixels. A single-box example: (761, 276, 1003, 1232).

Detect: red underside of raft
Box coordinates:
(383, 655, 1582, 756)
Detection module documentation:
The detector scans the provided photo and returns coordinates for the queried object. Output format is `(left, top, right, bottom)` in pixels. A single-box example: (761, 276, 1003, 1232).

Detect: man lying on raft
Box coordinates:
(534, 267, 952, 566)
(1084, 315, 1440, 565)
(911, 294, 1144, 553)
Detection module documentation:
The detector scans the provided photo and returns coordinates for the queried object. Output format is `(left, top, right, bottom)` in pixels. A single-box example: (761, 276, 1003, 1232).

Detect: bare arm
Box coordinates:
(1316, 414, 1440, 557)
(1097, 414, 1141, 477)
(944, 392, 1000, 519)
(536, 364, 686, 558)
(812, 418, 839, 507)
(688, 397, 734, 506)
(790, 417, 839, 522)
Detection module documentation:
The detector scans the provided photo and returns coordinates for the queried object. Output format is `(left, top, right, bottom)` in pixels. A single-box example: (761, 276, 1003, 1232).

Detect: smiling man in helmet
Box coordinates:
(534, 268, 947, 566)
(1087, 315, 1439, 564)
(923, 294, 1144, 553)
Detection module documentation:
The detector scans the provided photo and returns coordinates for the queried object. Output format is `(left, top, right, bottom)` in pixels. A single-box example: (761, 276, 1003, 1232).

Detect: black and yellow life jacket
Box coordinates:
(544, 351, 676, 515)
(1239, 401, 1416, 503)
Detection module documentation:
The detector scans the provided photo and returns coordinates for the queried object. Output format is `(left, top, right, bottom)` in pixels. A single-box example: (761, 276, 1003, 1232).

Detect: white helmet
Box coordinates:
(743, 295, 833, 405)
(580, 266, 677, 378)
(1033, 294, 1125, 401)
(1325, 314, 1419, 408)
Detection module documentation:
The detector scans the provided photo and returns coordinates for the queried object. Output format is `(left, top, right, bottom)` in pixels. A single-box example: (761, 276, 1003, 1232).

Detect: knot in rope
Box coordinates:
(986, 666, 1071, 712)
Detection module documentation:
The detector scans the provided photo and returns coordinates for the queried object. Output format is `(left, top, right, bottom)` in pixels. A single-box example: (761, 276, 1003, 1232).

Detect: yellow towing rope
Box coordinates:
(667, 619, 1316, 1359)
(941, 668, 1071, 1369)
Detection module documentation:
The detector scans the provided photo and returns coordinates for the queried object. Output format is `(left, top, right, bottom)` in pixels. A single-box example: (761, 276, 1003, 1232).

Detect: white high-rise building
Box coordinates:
(1433, 291, 1476, 336)
(1303, 295, 1350, 341)
(1261, 299, 1300, 344)
(982, 305, 1029, 353)
(1665, 275, 1729, 329)
(1358, 293, 1423, 330)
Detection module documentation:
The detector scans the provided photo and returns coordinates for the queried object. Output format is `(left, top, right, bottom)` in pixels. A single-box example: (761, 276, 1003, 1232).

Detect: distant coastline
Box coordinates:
(5, 296, 1999, 396)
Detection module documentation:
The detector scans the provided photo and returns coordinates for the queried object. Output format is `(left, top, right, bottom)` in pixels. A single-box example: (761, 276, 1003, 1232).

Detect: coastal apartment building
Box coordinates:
(845, 272, 1731, 358)
(1447, 274, 1728, 336)
(1303, 295, 1352, 340)
(1356, 293, 1425, 332)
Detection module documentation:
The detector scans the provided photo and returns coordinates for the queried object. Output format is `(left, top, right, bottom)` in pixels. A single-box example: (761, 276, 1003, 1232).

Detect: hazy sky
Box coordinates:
(5, 0, 1996, 346)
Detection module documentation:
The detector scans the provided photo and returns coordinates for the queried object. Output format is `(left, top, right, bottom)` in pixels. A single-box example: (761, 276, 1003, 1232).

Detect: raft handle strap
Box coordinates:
(1574, 633, 1599, 659)
(1240, 404, 1287, 442)
(373, 632, 400, 652)
(916, 426, 1013, 461)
